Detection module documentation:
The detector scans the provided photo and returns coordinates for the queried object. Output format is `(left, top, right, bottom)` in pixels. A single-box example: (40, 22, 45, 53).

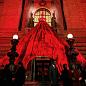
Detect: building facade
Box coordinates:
(0, 0, 86, 81)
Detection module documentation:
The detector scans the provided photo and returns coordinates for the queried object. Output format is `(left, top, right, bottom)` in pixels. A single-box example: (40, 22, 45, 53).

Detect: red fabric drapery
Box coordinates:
(0, 21, 86, 74)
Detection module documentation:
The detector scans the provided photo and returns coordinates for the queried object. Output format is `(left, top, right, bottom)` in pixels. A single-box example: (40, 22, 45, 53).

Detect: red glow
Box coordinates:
(0, 21, 86, 74)
(37, 63, 42, 65)
(38, 72, 39, 75)
(44, 63, 49, 65)
(44, 67, 48, 75)
(79, 77, 82, 81)
(38, 12, 46, 22)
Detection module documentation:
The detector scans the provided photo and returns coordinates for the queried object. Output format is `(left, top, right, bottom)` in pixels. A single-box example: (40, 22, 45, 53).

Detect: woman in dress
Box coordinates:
(68, 64, 81, 86)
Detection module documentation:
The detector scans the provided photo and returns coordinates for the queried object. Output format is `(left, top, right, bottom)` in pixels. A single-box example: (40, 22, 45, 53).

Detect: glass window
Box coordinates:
(48, 23, 51, 26)
(34, 23, 37, 26)
(34, 8, 51, 26)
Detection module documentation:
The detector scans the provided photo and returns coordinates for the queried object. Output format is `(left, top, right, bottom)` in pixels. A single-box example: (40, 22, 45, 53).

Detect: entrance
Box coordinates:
(35, 57, 51, 81)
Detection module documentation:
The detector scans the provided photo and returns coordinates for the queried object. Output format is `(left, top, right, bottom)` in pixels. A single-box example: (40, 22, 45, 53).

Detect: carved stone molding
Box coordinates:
(39, 0, 46, 6)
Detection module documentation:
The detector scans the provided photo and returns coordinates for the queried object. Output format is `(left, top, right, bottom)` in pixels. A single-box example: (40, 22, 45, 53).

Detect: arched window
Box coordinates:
(34, 8, 51, 26)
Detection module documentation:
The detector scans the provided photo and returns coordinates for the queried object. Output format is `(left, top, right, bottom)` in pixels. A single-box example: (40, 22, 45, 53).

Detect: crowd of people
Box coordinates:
(49, 60, 86, 86)
(0, 62, 25, 86)
(61, 64, 81, 86)
(0, 60, 86, 86)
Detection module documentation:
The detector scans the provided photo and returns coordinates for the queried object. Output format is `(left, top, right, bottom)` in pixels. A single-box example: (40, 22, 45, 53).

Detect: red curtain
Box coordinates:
(0, 21, 86, 74)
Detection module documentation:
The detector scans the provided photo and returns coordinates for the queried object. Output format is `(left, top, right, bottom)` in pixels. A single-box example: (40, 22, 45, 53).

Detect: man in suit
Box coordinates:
(49, 59, 59, 86)
(61, 64, 70, 86)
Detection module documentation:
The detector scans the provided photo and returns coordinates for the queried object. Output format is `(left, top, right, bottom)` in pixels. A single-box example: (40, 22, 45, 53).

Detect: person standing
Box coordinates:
(0, 65, 5, 86)
(82, 66, 86, 84)
(68, 64, 81, 86)
(15, 62, 25, 86)
(61, 64, 70, 86)
(4, 64, 13, 86)
(49, 59, 59, 86)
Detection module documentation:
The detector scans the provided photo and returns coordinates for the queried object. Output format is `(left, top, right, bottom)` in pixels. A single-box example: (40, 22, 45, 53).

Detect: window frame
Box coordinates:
(34, 8, 51, 26)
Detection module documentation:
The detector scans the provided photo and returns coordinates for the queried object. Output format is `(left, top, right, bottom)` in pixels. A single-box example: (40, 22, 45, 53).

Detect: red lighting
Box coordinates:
(0, 21, 86, 74)
(44, 67, 48, 75)
(37, 63, 42, 65)
(38, 72, 39, 75)
(38, 12, 46, 22)
(44, 63, 49, 65)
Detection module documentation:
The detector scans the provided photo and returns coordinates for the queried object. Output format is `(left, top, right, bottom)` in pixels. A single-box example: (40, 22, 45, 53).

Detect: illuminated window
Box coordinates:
(44, 63, 49, 65)
(37, 63, 42, 65)
(34, 8, 51, 26)
(36, 57, 50, 60)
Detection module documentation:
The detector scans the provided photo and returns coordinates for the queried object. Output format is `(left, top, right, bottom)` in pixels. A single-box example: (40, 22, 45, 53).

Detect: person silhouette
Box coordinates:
(68, 64, 81, 86)
(49, 59, 59, 86)
(61, 64, 70, 86)
(0, 65, 5, 86)
(15, 62, 25, 86)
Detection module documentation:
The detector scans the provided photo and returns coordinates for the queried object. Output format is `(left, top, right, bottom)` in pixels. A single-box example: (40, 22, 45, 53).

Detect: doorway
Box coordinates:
(35, 57, 51, 81)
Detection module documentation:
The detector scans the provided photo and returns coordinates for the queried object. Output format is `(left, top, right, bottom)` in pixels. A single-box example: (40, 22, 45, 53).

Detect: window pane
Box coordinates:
(43, 16, 45, 18)
(34, 23, 37, 26)
(35, 12, 39, 15)
(49, 16, 51, 22)
(34, 16, 37, 22)
(46, 11, 50, 15)
(43, 11, 45, 15)
(34, 8, 51, 26)
(46, 16, 49, 22)
(40, 11, 42, 15)
(34, 16, 39, 22)
(48, 23, 51, 26)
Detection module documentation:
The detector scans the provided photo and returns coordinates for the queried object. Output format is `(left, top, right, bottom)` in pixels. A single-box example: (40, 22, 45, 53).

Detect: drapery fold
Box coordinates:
(0, 21, 86, 74)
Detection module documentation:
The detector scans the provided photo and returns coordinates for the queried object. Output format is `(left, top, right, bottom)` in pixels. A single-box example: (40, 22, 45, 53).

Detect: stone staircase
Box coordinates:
(0, 37, 12, 59)
(81, 2, 86, 20)
(74, 41, 86, 59)
(60, 29, 86, 60)
(24, 81, 63, 86)
(0, 31, 24, 59)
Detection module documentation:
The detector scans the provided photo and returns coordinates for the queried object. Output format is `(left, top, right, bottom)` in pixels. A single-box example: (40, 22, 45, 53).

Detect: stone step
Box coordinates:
(0, 38, 12, 43)
(24, 81, 41, 86)
(0, 51, 9, 55)
(79, 51, 86, 55)
(0, 43, 11, 47)
(75, 38, 86, 43)
(0, 53, 7, 56)
(74, 43, 86, 47)
(63, 37, 86, 43)
(74, 47, 86, 51)
(0, 31, 24, 37)
(83, 55, 86, 59)
(0, 47, 11, 51)
(24, 81, 63, 86)
(0, 55, 6, 59)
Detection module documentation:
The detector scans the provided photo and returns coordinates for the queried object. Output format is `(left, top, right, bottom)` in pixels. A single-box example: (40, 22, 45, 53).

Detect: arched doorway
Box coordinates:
(34, 8, 51, 26)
